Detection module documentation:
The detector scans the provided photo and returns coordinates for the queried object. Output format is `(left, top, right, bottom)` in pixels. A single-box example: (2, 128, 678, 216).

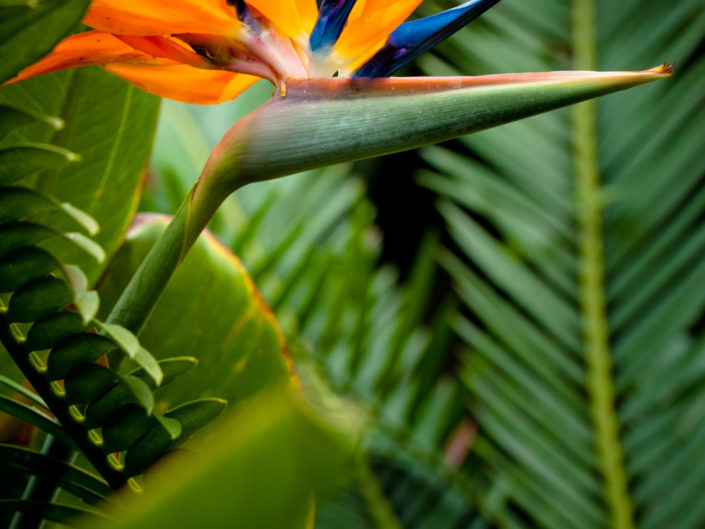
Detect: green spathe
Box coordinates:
(202, 68, 671, 194)
(107, 66, 671, 336)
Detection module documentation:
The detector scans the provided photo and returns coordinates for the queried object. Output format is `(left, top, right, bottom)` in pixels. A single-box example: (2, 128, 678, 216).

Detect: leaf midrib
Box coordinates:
(572, 0, 635, 527)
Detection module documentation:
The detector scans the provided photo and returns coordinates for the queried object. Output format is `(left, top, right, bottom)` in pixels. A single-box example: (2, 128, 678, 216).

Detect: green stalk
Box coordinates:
(572, 1, 635, 527)
(105, 173, 229, 335)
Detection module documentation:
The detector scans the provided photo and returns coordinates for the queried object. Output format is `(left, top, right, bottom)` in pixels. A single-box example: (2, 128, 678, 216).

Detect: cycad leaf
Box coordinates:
(0, 102, 63, 140)
(0, 395, 72, 445)
(0, 444, 112, 503)
(0, 374, 46, 410)
(417, 0, 705, 528)
(83, 386, 353, 529)
(0, 142, 79, 185)
(0, 499, 108, 526)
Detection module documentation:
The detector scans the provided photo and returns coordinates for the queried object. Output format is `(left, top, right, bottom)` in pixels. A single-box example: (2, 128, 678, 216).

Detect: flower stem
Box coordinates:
(105, 173, 229, 336)
(572, 0, 635, 527)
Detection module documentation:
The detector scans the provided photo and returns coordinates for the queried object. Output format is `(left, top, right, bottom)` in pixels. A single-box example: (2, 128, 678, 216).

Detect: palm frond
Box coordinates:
(418, 0, 705, 527)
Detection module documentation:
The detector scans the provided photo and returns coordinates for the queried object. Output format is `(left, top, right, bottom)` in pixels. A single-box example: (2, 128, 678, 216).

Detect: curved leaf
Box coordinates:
(98, 215, 294, 408)
(0, 395, 73, 445)
(0, 102, 63, 140)
(82, 386, 353, 529)
(0, 0, 91, 84)
(0, 142, 79, 185)
(0, 374, 47, 410)
(1, 67, 161, 283)
(0, 499, 108, 526)
(0, 443, 113, 504)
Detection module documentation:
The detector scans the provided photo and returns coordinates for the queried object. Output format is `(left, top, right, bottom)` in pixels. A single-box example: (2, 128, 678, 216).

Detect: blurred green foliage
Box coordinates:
(1, 0, 703, 527)
(143, 1, 705, 528)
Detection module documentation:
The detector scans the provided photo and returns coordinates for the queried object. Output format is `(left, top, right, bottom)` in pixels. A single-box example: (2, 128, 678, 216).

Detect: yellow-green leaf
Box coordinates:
(98, 215, 294, 410)
(83, 386, 353, 529)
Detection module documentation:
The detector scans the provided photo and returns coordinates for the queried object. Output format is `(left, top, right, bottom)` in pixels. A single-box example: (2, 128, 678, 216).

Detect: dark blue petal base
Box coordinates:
(354, 0, 501, 78)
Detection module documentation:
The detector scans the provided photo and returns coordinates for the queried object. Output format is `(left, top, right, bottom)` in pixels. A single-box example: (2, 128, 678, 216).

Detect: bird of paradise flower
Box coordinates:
(6, 0, 671, 338)
(8, 0, 503, 103)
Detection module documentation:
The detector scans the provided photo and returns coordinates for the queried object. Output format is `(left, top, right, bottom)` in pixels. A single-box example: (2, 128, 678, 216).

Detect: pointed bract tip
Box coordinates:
(648, 62, 674, 75)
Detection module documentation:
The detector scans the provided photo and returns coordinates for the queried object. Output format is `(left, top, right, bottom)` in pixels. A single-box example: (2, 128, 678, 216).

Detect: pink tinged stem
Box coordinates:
(258, 31, 310, 79)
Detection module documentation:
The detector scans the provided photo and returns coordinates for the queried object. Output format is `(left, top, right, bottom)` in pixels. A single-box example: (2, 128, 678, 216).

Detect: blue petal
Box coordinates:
(310, 0, 358, 52)
(354, 0, 501, 78)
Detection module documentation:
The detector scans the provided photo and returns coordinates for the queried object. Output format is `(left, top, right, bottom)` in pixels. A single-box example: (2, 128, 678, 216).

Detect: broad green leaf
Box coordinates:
(0, 0, 91, 84)
(84, 386, 353, 529)
(98, 215, 294, 409)
(0, 68, 161, 283)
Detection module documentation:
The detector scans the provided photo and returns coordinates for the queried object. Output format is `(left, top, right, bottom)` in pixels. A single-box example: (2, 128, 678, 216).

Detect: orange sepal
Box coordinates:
(293, 0, 319, 34)
(83, 0, 241, 37)
(103, 61, 260, 104)
(4, 31, 150, 86)
(115, 35, 210, 69)
(245, 0, 318, 39)
(335, 0, 423, 67)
